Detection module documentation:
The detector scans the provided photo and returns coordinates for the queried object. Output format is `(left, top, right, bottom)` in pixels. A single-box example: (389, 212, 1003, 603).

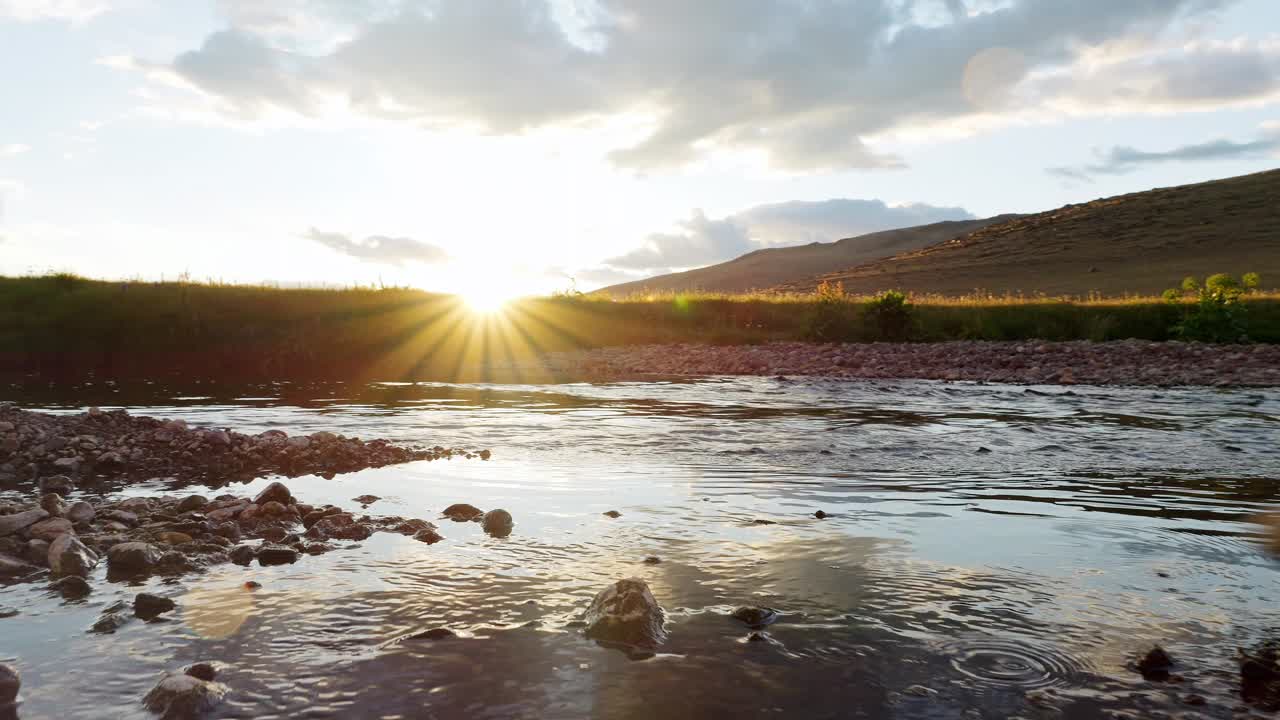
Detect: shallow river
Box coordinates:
(3, 377, 1279, 719)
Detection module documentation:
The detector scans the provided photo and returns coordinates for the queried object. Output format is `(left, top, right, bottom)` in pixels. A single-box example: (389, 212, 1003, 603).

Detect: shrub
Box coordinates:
(1205, 273, 1239, 293)
(1162, 288, 1181, 303)
(864, 290, 913, 340)
(1181, 276, 1199, 292)
(1243, 272, 1261, 291)
(1174, 276, 1248, 343)
(802, 281, 855, 341)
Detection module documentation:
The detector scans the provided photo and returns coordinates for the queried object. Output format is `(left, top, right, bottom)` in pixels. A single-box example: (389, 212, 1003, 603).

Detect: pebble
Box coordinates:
(603, 510, 622, 518)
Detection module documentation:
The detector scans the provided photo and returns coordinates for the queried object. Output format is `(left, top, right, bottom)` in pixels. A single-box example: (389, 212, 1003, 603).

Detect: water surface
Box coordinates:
(2, 377, 1279, 719)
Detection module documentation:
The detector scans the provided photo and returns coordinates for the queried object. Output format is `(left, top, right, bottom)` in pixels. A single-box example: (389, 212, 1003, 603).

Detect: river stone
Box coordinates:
(306, 514, 370, 541)
(442, 503, 484, 522)
(155, 532, 193, 546)
(184, 662, 220, 682)
(107, 542, 162, 572)
(102, 509, 139, 527)
(583, 578, 666, 649)
(66, 501, 95, 524)
(257, 544, 298, 566)
(40, 493, 68, 517)
(49, 534, 99, 577)
(51, 575, 92, 597)
(730, 606, 779, 628)
(412, 527, 444, 544)
(228, 545, 256, 565)
(25, 538, 50, 565)
(27, 517, 74, 542)
(0, 662, 18, 706)
(0, 554, 33, 576)
(253, 482, 292, 506)
(176, 495, 208, 513)
(142, 673, 228, 718)
(38, 475, 74, 495)
(481, 509, 513, 538)
(603, 510, 622, 518)
(0, 509, 48, 537)
(135, 592, 177, 618)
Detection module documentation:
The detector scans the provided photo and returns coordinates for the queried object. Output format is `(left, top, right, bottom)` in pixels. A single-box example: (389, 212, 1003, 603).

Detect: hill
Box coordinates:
(774, 169, 1280, 296)
(599, 216, 1014, 296)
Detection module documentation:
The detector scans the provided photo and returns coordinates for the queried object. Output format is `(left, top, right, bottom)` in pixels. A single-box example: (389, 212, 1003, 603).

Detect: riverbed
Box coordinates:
(2, 376, 1279, 719)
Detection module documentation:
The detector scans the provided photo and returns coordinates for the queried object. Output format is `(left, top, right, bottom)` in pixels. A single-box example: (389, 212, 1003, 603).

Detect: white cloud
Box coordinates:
(304, 227, 450, 266)
(1048, 129, 1280, 180)
(0, 0, 113, 22)
(0, 144, 29, 157)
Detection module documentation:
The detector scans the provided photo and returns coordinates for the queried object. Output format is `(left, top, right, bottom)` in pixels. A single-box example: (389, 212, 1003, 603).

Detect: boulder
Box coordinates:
(442, 503, 484, 522)
(38, 475, 74, 495)
(253, 482, 292, 506)
(25, 538, 50, 565)
(228, 545, 256, 566)
(40, 493, 68, 517)
(412, 527, 444, 544)
(27, 517, 74, 542)
(106, 542, 162, 572)
(257, 544, 298, 566)
(481, 509, 513, 538)
(142, 673, 228, 718)
(0, 509, 48, 537)
(51, 575, 92, 597)
(582, 578, 666, 649)
(49, 534, 99, 577)
(176, 495, 208, 513)
(135, 592, 177, 618)
(0, 662, 18, 706)
(306, 514, 371, 541)
(66, 501, 95, 524)
(0, 554, 33, 576)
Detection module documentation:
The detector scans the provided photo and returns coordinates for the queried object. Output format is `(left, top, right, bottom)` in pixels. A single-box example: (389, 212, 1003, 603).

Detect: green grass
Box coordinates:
(3, 274, 1277, 380)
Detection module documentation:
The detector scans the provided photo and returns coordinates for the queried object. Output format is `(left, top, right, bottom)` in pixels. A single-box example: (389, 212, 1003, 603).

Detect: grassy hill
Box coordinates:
(774, 169, 1280, 296)
(600, 216, 1013, 296)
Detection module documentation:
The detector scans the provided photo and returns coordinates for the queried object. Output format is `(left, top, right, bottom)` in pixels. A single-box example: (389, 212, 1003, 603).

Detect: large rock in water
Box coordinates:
(481, 509, 513, 538)
(253, 482, 293, 506)
(583, 578, 666, 649)
(107, 542, 162, 572)
(142, 672, 228, 718)
(27, 517, 74, 542)
(49, 534, 99, 577)
(0, 662, 18, 705)
(0, 509, 48, 537)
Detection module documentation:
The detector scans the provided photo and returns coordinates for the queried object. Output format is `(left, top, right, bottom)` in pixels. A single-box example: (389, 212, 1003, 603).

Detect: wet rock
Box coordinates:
(91, 612, 130, 634)
(582, 578, 666, 650)
(643, 556, 661, 565)
(442, 503, 484, 522)
(107, 542, 163, 572)
(1182, 694, 1206, 706)
(212, 522, 241, 542)
(66, 501, 95, 525)
(259, 500, 287, 517)
(481, 509, 513, 538)
(183, 662, 219, 682)
(253, 482, 293, 506)
(49, 534, 99, 576)
(353, 495, 380, 505)
(155, 532, 193, 546)
(135, 593, 177, 619)
(243, 581, 261, 590)
(158, 551, 196, 573)
(0, 606, 18, 619)
(747, 631, 769, 642)
(0, 509, 48, 537)
(257, 544, 298, 566)
(176, 495, 208, 513)
(40, 493, 68, 517)
(306, 514, 371, 541)
(393, 518, 435, 535)
(412, 527, 444, 544)
(27, 517, 74, 542)
(478, 449, 491, 460)
(750, 519, 777, 526)
(0, 555, 33, 576)
(25, 538, 50, 566)
(51, 575, 92, 598)
(142, 672, 228, 718)
(1136, 645, 1174, 680)
(0, 663, 18, 706)
(259, 526, 288, 543)
(228, 545, 256, 565)
(407, 628, 456, 641)
(602, 510, 622, 518)
(102, 509, 139, 527)
(38, 475, 74, 495)
(813, 510, 829, 519)
(729, 606, 779, 628)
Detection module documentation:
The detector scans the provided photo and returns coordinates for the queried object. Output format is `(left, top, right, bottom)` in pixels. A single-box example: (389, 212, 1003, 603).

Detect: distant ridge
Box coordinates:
(600, 216, 1013, 296)
(773, 168, 1280, 296)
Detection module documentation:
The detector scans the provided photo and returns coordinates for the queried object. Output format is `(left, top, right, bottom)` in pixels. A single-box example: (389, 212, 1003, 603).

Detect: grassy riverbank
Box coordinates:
(3, 274, 1278, 380)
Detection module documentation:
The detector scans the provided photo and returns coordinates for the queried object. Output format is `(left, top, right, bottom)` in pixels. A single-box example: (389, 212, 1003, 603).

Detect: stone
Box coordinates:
(0, 662, 18, 706)
(813, 510, 829, 519)
(412, 527, 444, 544)
(228, 545, 256, 565)
(257, 544, 298, 566)
(0, 554, 33, 576)
(135, 592, 177, 618)
(253, 482, 292, 506)
(51, 575, 92, 597)
(102, 509, 139, 527)
(155, 532, 194, 546)
(49, 534, 99, 577)
(1136, 646, 1174, 680)
(40, 492, 68, 517)
(25, 538, 50, 565)
(91, 612, 128, 633)
(106, 542, 163, 572)
(406, 628, 456, 641)
(729, 606, 779, 628)
(582, 578, 666, 649)
(66, 501, 95, 524)
(307, 514, 371, 541)
(481, 509, 513, 538)
(603, 510, 622, 518)
(184, 663, 219, 682)
(260, 501, 287, 516)
(353, 495, 380, 505)
(38, 475, 74, 495)
(0, 509, 49, 537)
(27, 517, 74, 542)
(442, 503, 484, 522)
(643, 556, 661, 564)
(393, 518, 435, 535)
(119, 497, 150, 513)
(176, 495, 208, 513)
(142, 673, 228, 718)
(212, 522, 241, 542)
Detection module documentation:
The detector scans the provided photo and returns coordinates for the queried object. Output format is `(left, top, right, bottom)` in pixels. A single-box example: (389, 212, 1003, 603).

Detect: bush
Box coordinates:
(1244, 272, 1261, 291)
(1174, 274, 1249, 343)
(1162, 288, 1181, 303)
(864, 290, 913, 340)
(1181, 276, 1200, 292)
(1205, 273, 1239, 293)
(802, 281, 855, 341)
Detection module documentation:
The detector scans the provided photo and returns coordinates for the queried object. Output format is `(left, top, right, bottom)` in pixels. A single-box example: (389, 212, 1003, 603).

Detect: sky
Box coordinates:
(1, 0, 1278, 297)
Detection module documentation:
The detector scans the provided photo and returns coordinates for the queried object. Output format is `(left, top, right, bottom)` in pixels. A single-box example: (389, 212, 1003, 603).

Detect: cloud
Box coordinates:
(0, 0, 113, 22)
(1049, 131, 1280, 180)
(0, 144, 29, 157)
(106, 0, 1277, 171)
(605, 198, 973, 272)
(0, 179, 24, 224)
(304, 227, 449, 266)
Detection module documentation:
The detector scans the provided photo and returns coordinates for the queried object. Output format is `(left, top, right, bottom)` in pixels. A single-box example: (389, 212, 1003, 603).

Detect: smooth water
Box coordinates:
(2, 377, 1279, 719)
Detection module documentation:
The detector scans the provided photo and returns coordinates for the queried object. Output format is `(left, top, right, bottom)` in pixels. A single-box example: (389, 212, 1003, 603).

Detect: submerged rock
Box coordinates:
(183, 662, 220, 682)
(142, 672, 228, 718)
(442, 503, 484, 522)
(107, 542, 163, 573)
(603, 510, 622, 519)
(583, 578, 666, 650)
(730, 606, 779, 628)
(412, 527, 444, 544)
(1136, 646, 1174, 680)
(0, 663, 18, 706)
(407, 628, 457, 641)
(51, 575, 92, 598)
(135, 593, 177, 619)
(481, 509, 513, 538)
(48, 534, 99, 577)
(353, 495, 380, 506)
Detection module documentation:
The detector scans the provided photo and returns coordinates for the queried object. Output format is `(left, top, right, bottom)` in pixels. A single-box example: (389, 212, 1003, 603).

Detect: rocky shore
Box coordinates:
(514, 340, 1280, 387)
(0, 404, 485, 485)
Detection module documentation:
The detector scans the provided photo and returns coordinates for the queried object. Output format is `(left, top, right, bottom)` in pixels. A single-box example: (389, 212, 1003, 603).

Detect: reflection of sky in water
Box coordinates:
(2, 377, 1279, 718)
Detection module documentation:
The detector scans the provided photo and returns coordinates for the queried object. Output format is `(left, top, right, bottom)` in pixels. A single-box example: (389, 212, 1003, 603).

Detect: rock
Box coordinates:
(481, 509, 513, 538)
(904, 685, 937, 697)
(228, 545, 256, 565)
(91, 612, 129, 634)
(1136, 645, 1174, 680)
(0, 509, 49, 537)
(253, 482, 292, 506)
(1182, 694, 1206, 706)
(729, 606, 779, 628)
(353, 495, 380, 505)
(257, 544, 298, 566)
(212, 522, 241, 542)
(183, 663, 219, 682)
(603, 510, 622, 518)
(412, 527, 444, 544)
(243, 581, 261, 590)
(107, 542, 163, 572)
(306, 514, 371, 541)
(102, 509, 139, 527)
(478, 450, 491, 460)
(155, 532, 194, 546)
(442, 503, 484, 522)
(407, 628, 456, 641)
(0, 663, 18, 706)
(38, 475, 74, 495)
(135, 592, 177, 618)
(66, 501, 95, 524)
(49, 534, 99, 577)
(0, 606, 18, 619)
(813, 510, 828, 519)
(747, 631, 769, 642)
(142, 672, 228, 718)
(40, 492, 68, 517)
(260, 501, 288, 517)
(25, 538, 50, 565)
(750, 519, 777, 526)
(582, 578, 666, 649)
(51, 575, 92, 597)
(393, 518, 435, 535)
(643, 556, 661, 565)
(176, 495, 208, 513)
(27, 517, 74, 542)
(0, 554, 33, 576)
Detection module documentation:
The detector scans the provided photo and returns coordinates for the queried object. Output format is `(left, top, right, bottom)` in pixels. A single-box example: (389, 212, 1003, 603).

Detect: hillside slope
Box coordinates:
(775, 169, 1280, 296)
(600, 216, 1012, 296)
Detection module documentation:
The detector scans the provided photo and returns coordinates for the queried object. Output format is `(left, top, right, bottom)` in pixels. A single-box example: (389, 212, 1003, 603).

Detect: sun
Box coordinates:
(460, 287, 514, 314)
